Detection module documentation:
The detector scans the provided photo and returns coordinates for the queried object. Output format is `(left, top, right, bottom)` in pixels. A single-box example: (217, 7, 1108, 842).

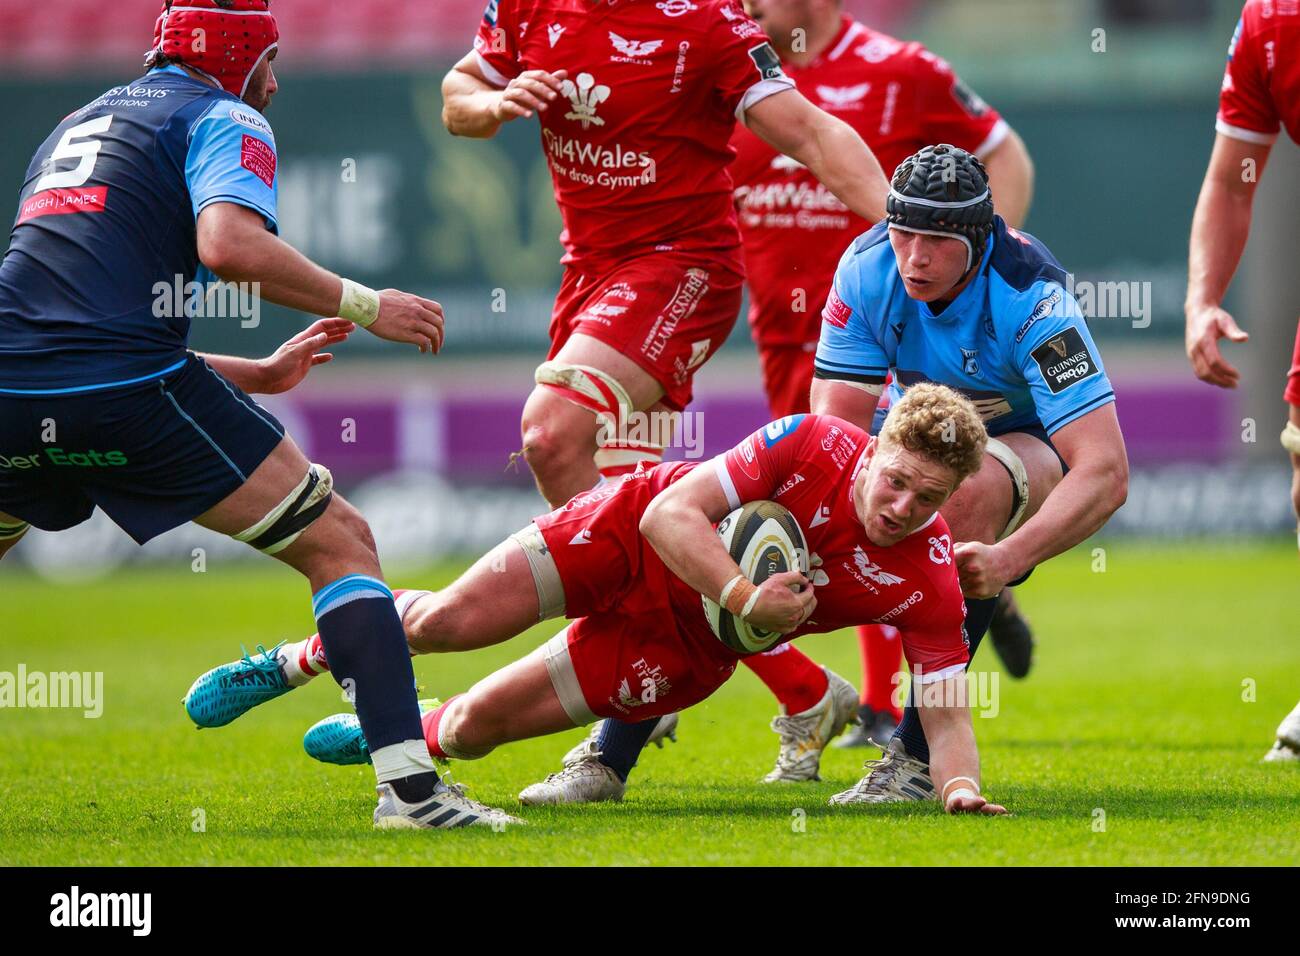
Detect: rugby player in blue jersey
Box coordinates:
(0, 1, 517, 829)
(811, 145, 1128, 802)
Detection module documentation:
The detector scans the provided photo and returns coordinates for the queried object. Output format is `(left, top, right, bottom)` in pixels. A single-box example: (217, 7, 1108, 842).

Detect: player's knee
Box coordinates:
(442, 693, 499, 758)
(521, 416, 591, 481)
(321, 496, 379, 561)
(404, 592, 463, 652)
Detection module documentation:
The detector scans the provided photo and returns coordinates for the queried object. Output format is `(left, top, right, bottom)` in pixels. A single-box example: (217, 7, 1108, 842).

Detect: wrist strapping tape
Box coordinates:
(338, 278, 381, 328)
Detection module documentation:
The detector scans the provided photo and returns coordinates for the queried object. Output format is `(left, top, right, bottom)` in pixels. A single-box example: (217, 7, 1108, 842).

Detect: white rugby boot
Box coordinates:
(1263, 700, 1300, 762)
(559, 712, 679, 767)
(374, 778, 524, 829)
(828, 736, 936, 804)
(518, 738, 626, 806)
(762, 668, 859, 783)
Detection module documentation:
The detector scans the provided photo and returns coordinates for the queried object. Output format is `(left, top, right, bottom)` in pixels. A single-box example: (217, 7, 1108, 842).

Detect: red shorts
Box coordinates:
(549, 251, 744, 411)
(757, 341, 817, 418)
(532, 474, 739, 723)
(1286, 320, 1300, 408)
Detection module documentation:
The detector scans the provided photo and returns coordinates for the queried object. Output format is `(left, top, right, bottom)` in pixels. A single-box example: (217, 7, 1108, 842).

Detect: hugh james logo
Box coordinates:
(50, 886, 151, 935)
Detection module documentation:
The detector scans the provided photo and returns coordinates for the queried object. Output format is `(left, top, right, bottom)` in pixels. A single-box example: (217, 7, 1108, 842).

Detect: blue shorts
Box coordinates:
(0, 353, 284, 544)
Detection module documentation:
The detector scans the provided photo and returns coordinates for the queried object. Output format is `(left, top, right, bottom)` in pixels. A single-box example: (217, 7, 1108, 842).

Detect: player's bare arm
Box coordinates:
(956, 404, 1128, 598)
(1185, 133, 1271, 388)
(980, 128, 1035, 229)
(196, 318, 354, 395)
(743, 88, 888, 222)
(640, 465, 815, 635)
(809, 377, 882, 429)
(916, 677, 1008, 815)
(196, 202, 445, 354)
(441, 51, 568, 138)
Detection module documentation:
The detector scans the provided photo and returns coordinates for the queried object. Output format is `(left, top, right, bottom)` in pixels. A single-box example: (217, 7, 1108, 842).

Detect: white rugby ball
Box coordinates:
(702, 500, 809, 654)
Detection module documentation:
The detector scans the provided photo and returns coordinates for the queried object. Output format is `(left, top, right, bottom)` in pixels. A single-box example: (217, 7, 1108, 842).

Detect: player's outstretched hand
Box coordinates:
(493, 69, 569, 122)
(1185, 303, 1248, 388)
(945, 792, 1009, 815)
(369, 290, 445, 354)
(954, 541, 1017, 600)
(257, 318, 354, 394)
(747, 571, 816, 635)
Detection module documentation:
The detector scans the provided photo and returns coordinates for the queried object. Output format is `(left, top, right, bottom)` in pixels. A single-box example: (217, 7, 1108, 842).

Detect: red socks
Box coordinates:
(858, 624, 903, 721)
(742, 644, 829, 714)
(421, 695, 462, 760)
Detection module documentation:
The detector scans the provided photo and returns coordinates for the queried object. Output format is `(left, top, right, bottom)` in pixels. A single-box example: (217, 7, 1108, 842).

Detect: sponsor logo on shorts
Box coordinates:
(823, 288, 852, 328)
(1031, 327, 1101, 394)
(611, 657, 672, 714)
(240, 134, 276, 187)
(928, 534, 952, 565)
(642, 268, 709, 363)
(0, 448, 128, 470)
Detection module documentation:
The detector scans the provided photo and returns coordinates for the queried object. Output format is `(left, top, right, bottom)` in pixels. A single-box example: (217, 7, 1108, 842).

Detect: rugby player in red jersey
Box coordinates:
(253, 386, 1008, 816)
(1184, 0, 1300, 762)
(441, 0, 887, 504)
(724, 0, 1038, 768)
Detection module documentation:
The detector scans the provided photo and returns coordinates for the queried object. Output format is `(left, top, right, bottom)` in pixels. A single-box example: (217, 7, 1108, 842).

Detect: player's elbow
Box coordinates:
(639, 496, 669, 543)
(1095, 449, 1129, 517)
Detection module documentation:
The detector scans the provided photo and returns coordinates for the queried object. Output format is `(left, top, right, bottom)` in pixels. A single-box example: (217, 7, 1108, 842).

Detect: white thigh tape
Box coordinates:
(986, 438, 1030, 541)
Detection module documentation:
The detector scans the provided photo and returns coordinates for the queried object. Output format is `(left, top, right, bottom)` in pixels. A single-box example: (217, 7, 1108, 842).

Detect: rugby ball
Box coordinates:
(703, 501, 809, 655)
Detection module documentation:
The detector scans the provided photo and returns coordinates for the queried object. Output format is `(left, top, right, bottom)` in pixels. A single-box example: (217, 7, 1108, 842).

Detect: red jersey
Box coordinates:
(729, 16, 1007, 345)
(538, 413, 969, 683)
(1217, 0, 1300, 146)
(473, 0, 795, 266)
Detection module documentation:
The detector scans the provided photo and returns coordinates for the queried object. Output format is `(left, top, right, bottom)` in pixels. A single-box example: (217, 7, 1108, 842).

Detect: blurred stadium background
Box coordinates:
(3, 0, 1298, 577)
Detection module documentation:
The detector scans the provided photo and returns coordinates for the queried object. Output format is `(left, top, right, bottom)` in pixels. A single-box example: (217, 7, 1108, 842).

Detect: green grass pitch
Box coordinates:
(1, 539, 1297, 866)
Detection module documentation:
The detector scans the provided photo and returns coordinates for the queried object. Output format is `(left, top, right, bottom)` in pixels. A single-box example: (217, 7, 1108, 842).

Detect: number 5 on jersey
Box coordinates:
(34, 115, 113, 192)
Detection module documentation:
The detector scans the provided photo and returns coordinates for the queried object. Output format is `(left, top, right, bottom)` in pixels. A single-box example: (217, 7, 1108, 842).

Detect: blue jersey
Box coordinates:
(0, 65, 279, 394)
(815, 218, 1115, 437)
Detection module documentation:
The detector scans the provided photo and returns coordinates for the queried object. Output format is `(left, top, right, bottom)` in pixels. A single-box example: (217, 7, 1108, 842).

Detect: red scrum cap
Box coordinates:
(152, 1, 279, 100)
